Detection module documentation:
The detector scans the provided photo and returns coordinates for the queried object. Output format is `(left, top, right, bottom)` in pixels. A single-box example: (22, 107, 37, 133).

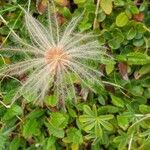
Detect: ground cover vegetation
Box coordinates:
(0, 0, 150, 149)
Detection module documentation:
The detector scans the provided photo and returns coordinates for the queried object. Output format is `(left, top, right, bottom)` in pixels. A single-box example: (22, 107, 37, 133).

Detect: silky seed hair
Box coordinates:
(0, 3, 109, 108)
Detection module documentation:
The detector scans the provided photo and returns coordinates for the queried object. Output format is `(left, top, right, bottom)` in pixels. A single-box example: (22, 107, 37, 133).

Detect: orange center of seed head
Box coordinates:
(44, 47, 71, 71)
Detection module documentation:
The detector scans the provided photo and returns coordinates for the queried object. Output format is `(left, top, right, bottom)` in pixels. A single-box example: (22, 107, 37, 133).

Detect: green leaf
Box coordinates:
(68, 107, 77, 118)
(117, 53, 150, 65)
(45, 95, 58, 107)
(126, 53, 150, 65)
(9, 137, 21, 150)
(79, 22, 92, 32)
(98, 95, 105, 105)
(100, 121, 113, 131)
(94, 123, 103, 138)
(108, 38, 121, 49)
(74, 0, 86, 4)
(83, 105, 95, 117)
(97, 10, 106, 22)
(2, 105, 23, 121)
(110, 95, 124, 108)
(23, 119, 40, 138)
(127, 27, 136, 40)
(50, 112, 68, 128)
(128, 85, 144, 96)
(133, 38, 144, 47)
(99, 114, 114, 121)
(83, 122, 95, 131)
(137, 64, 150, 78)
(79, 115, 94, 123)
(113, 133, 129, 150)
(1, 80, 19, 103)
(129, 5, 139, 14)
(105, 63, 115, 75)
(98, 105, 119, 114)
(108, 29, 124, 49)
(43, 136, 56, 150)
(26, 109, 45, 119)
(100, 0, 113, 15)
(63, 7, 72, 19)
(116, 12, 129, 27)
(45, 122, 64, 138)
(117, 115, 129, 130)
(114, 0, 125, 6)
(0, 135, 7, 150)
(139, 105, 150, 114)
(44, 112, 68, 138)
(139, 141, 150, 150)
(65, 128, 83, 144)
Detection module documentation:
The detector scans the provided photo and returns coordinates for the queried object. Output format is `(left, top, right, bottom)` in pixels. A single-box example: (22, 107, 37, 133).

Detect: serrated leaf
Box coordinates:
(45, 95, 58, 107)
(45, 122, 64, 138)
(23, 119, 40, 138)
(65, 128, 83, 144)
(100, 0, 113, 15)
(50, 112, 68, 128)
(2, 105, 23, 121)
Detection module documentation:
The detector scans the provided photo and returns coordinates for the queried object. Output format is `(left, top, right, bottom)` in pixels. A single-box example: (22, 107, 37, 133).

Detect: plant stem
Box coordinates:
(128, 133, 133, 150)
(130, 113, 150, 129)
(93, 0, 100, 30)
(28, 0, 31, 12)
(0, 11, 22, 47)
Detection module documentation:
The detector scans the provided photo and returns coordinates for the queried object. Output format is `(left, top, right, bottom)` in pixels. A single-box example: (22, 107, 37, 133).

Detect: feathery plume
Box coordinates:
(0, 4, 109, 108)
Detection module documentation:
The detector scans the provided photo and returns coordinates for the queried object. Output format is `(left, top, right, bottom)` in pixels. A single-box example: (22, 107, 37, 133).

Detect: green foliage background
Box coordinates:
(0, 0, 150, 149)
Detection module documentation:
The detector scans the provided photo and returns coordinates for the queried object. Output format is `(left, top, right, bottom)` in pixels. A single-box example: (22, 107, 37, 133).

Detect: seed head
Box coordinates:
(44, 47, 71, 72)
(0, 6, 109, 108)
